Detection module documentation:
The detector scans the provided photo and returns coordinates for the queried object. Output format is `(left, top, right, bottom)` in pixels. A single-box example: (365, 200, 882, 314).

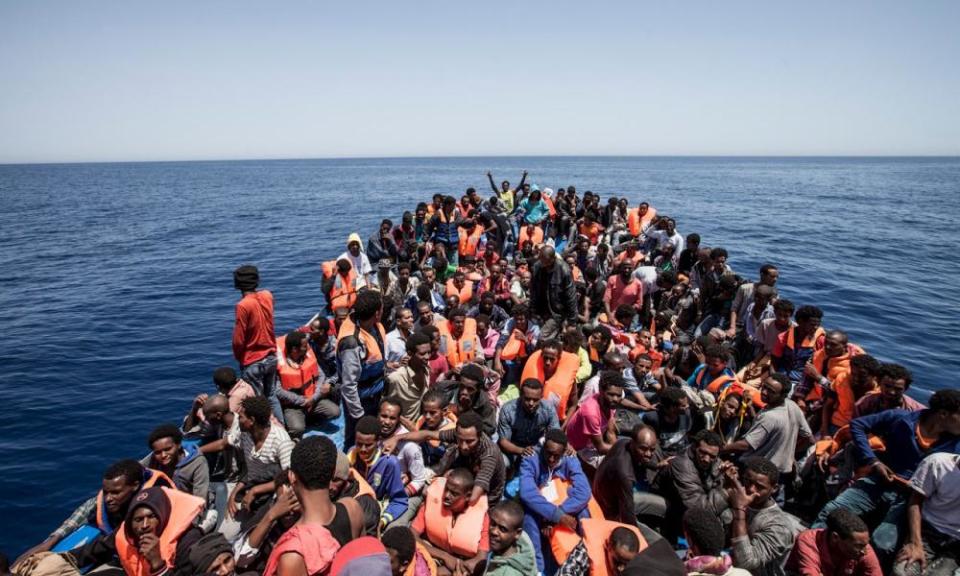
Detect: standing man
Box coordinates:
(529, 245, 578, 341)
(232, 265, 280, 421)
(339, 290, 388, 450)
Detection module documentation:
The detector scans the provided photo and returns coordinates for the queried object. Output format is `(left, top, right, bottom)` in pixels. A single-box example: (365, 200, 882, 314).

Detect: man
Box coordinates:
(557, 523, 644, 576)
(787, 509, 882, 576)
(727, 264, 779, 340)
(604, 260, 644, 321)
(232, 264, 280, 419)
(141, 424, 209, 499)
(722, 374, 812, 485)
(209, 366, 258, 415)
(682, 507, 750, 576)
(825, 354, 882, 429)
(529, 245, 578, 340)
(438, 306, 484, 369)
(304, 316, 338, 383)
(754, 299, 795, 359)
(566, 370, 624, 470)
(642, 387, 699, 458)
(388, 412, 506, 504)
(493, 302, 540, 386)
(594, 424, 666, 533)
(275, 330, 340, 440)
(340, 232, 375, 285)
(451, 363, 498, 435)
(262, 437, 344, 576)
(385, 307, 415, 372)
(659, 430, 729, 540)
(895, 451, 960, 576)
(368, 218, 400, 264)
(509, 268, 531, 308)
(382, 526, 433, 576)
(677, 233, 700, 274)
(416, 389, 457, 467)
(739, 284, 777, 365)
(377, 397, 429, 499)
(483, 501, 538, 575)
(476, 263, 513, 314)
(727, 457, 803, 576)
(622, 353, 659, 411)
(468, 291, 510, 329)
(814, 390, 960, 561)
(497, 379, 559, 470)
(519, 428, 595, 573)
(687, 345, 738, 397)
(772, 305, 824, 389)
(411, 468, 489, 576)
(426, 195, 463, 267)
(338, 290, 388, 450)
(349, 415, 409, 528)
(854, 362, 925, 417)
(386, 332, 432, 422)
(385, 262, 420, 309)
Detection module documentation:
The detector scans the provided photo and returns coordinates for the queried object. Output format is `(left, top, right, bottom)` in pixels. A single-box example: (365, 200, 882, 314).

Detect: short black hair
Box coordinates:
(795, 305, 823, 322)
(356, 415, 381, 438)
(683, 507, 725, 556)
(512, 302, 530, 317)
(241, 395, 272, 427)
(659, 386, 687, 408)
(545, 428, 567, 446)
(687, 233, 701, 244)
(448, 306, 467, 320)
(709, 247, 728, 260)
(103, 459, 144, 485)
(851, 354, 881, 376)
(285, 330, 307, 354)
(421, 388, 446, 407)
(457, 412, 483, 435)
(743, 457, 780, 486)
(592, 324, 612, 346)
(878, 362, 913, 387)
(520, 378, 543, 392)
(380, 396, 402, 412)
(290, 435, 336, 489)
(212, 366, 237, 390)
(353, 290, 383, 321)
(397, 261, 411, 273)
(759, 263, 778, 276)
(703, 345, 725, 361)
(599, 370, 625, 392)
(406, 332, 431, 354)
(826, 508, 869, 540)
(768, 373, 791, 394)
(693, 429, 723, 448)
(540, 338, 563, 354)
(381, 526, 416, 566)
(147, 424, 183, 448)
(773, 298, 795, 315)
(490, 499, 525, 525)
(609, 526, 640, 552)
(447, 467, 475, 489)
(929, 390, 960, 415)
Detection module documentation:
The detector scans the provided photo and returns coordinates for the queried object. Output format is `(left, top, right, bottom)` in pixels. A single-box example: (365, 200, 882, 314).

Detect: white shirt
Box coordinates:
(385, 328, 409, 370)
(631, 266, 660, 296)
(911, 452, 960, 537)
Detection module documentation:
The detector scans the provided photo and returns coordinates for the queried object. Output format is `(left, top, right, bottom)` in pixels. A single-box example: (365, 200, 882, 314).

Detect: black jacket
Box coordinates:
(529, 258, 578, 323)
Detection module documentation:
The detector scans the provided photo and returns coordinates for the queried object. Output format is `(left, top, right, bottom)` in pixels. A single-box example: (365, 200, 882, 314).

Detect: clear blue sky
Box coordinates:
(1, 1, 958, 163)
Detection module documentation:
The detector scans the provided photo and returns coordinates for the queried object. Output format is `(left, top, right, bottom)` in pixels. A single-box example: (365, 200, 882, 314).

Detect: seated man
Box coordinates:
(416, 389, 457, 467)
(894, 451, 960, 576)
(411, 468, 489, 576)
(682, 507, 750, 576)
(275, 330, 340, 440)
(642, 386, 700, 458)
(853, 362, 925, 418)
(497, 379, 559, 471)
(377, 397, 429, 499)
(349, 415, 409, 529)
(519, 428, 595, 573)
(688, 345, 738, 396)
(659, 430, 729, 542)
(386, 333, 433, 423)
(141, 424, 210, 499)
(787, 509, 882, 576)
(381, 525, 436, 576)
(593, 424, 666, 534)
(727, 457, 803, 576)
(566, 370, 624, 471)
(483, 501, 538, 576)
(453, 363, 497, 436)
(493, 303, 540, 387)
(557, 521, 645, 576)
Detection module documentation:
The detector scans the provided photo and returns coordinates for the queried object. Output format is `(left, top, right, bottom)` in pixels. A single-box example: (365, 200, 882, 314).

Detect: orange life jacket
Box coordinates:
(571, 264, 583, 284)
(499, 329, 530, 361)
(580, 518, 647, 576)
(349, 468, 377, 500)
(614, 250, 644, 269)
(543, 193, 557, 219)
(275, 335, 319, 399)
(524, 350, 581, 421)
(416, 414, 457, 448)
(519, 226, 544, 247)
(329, 269, 363, 311)
(423, 477, 489, 558)
(404, 543, 438, 576)
(805, 344, 862, 408)
(541, 478, 605, 564)
(457, 226, 483, 258)
(578, 222, 602, 245)
(95, 469, 173, 534)
(445, 278, 474, 304)
(115, 488, 205, 576)
(321, 260, 336, 280)
(695, 369, 738, 397)
(627, 206, 657, 237)
(438, 317, 479, 367)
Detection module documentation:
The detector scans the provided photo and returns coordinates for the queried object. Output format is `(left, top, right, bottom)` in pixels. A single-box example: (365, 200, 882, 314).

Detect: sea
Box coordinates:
(1, 156, 958, 553)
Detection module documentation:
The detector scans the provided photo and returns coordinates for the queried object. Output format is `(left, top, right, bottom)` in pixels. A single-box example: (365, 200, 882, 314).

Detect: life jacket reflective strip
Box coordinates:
(541, 478, 604, 564)
(519, 226, 544, 247)
(457, 227, 482, 257)
(423, 477, 488, 558)
(627, 207, 657, 237)
(276, 335, 319, 398)
(338, 318, 387, 394)
(524, 350, 581, 421)
(349, 468, 377, 499)
(445, 279, 474, 303)
(438, 318, 478, 367)
(695, 369, 738, 396)
(95, 469, 173, 533)
(115, 488, 205, 576)
(329, 269, 361, 311)
(500, 329, 528, 361)
(580, 518, 647, 576)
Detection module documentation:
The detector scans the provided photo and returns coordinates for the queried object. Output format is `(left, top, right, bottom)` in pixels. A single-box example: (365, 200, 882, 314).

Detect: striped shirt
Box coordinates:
(229, 422, 293, 483)
(435, 429, 505, 503)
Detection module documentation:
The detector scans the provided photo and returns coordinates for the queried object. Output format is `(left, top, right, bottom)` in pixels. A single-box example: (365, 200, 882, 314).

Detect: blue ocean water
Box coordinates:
(1, 156, 958, 552)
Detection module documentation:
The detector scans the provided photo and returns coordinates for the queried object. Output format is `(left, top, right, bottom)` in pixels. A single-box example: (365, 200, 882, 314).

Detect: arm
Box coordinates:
(232, 303, 247, 363)
(897, 491, 927, 570)
(671, 459, 728, 515)
(562, 269, 579, 323)
(820, 396, 836, 437)
(277, 552, 308, 576)
(337, 339, 365, 419)
(518, 457, 561, 522)
(379, 461, 410, 526)
(487, 171, 499, 195)
(559, 458, 592, 516)
(183, 393, 208, 432)
(275, 385, 306, 407)
(849, 411, 898, 467)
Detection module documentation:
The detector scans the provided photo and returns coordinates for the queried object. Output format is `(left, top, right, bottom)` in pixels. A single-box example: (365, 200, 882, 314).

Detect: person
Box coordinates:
(411, 468, 489, 576)
(659, 431, 729, 540)
(621, 353, 658, 411)
(727, 264, 779, 340)
(232, 471, 302, 574)
(642, 387, 699, 458)
(426, 196, 463, 268)
(329, 452, 382, 537)
(476, 263, 513, 315)
(739, 285, 777, 366)
(688, 345, 738, 397)
(385, 333, 432, 422)
(494, 303, 540, 387)
(275, 331, 340, 440)
(786, 509, 881, 576)
(376, 397, 429, 501)
(726, 457, 803, 576)
(813, 389, 960, 562)
(340, 233, 375, 286)
(519, 428, 595, 573)
(821, 350, 879, 432)
(604, 260, 644, 321)
(368, 219, 401, 265)
(711, 387, 754, 445)
(771, 305, 824, 389)
(14, 460, 172, 566)
(415, 389, 456, 467)
(445, 270, 475, 307)
(381, 526, 433, 576)
(566, 370, 624, 470)
(894, 451, 960, 576)
(232, 265, 280, 420)
(209, 366, 258, 415)
(173, 532, 238, 576)
(677, 233, 700, 275)
(482, 501, 538, 576)
(497, 379, 559, 470)
(349, 416, 409, 529)
(338, 290, 388, 450)
(682, 507, 750, 576)
(140, 424, 209, 499)
(67, 485, 206, 576)
(529, 245, 578, 341)
(386, 262, 420, 309)
(722, 374, 812, 486)
(385, 307, 415, 371)
(487, 170, 526, 215)
(557, 521, 645, 576)
(438, 306, 484, 369)
(262, 438, 344, 576)
(753, 299, 795, 359)
(593, 424, 666, 533)
(853, 362, 925, 417)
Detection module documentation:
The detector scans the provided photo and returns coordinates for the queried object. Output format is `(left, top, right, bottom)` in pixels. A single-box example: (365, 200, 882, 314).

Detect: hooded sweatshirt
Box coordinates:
(482, 532, 537, 576)
(339, 233, 374, 284)
(141, 443, 210, 499)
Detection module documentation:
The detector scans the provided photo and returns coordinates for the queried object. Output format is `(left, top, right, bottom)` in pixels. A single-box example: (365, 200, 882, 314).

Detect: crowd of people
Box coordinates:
(8, 171, 960, 576)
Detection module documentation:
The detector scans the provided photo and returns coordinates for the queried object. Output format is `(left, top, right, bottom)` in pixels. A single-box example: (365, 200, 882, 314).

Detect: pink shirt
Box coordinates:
(566, 393, 613, 451)
(604, 275, 643, 311)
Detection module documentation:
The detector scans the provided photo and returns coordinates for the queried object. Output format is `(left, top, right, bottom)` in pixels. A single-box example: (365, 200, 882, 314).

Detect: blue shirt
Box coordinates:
(497, 398, 560, 448)
(851, 409, 960, 479)
(519, 450, 593, 524)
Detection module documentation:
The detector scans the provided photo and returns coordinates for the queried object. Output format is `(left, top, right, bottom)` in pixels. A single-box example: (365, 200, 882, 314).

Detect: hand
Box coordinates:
(227, 485, 241, 518)
(303, 397, 316, 413)
(242, 489, 257, 510)
(721, 463, 739, 486)
(727, 480, 755, 511)
(803, 362, 822, 381)
(872, 461, 897, 484)
(896, 541, 927, 571)
(469, 485, 485, 506)
(486, 171, 492, 178)
(382, 436, 399, 455)
(657, 456, 675, 470)
(12, 541, 55, 572)
(268, 488, 301, 521)
(817, 450, 832, 473)
(317, 381, 332, 397)
(493, 359, 505, 376)
(558, 514, 578, 531)
(138, 532, 164, 572)
(193, 393, 209, 408)
(400, 354, 410, 367)
(724, 327, 736, 340)
(522, 170, 528, 176)
(521, 445, 536, 458)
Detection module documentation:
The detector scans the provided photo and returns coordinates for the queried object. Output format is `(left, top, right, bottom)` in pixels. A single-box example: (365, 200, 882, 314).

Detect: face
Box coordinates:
(102, 476, 139, 514)
(490, 264, 502, 278)
(355, 431, 378, 462)
(760, 377, 786, 405)
(424, 268, 436, 283)
(458, 378, 479, 408)
(396, 309, 414, 331)
(879, 376, 907, 406)
(743, 468, 777, 507)
(455, 425, 480, 456)
(378, 403, 401, 437)
(761, 268, 779, 287)
(634, 357, 652, 378)
(381, 222, 392, 235)
(938, 410, 960, 436)
(308, 320, 328, 345)
(798, 315, 822, 335)
(601, 385, 624, 411)
(476, 318, 488, 336)
(207, 552, 236, 576)
(451, 314, 466, 338)
(706, 355, 726, 375)
(399, 267, 411, 281)
(488, 508, 523, 554)
(150, 437, 180, 468)
(520, 272, 531, 287)
(832, 530, 870, 561)
(130, 506, 161, 540)
(719, 395, 742, 421)
(693, 440, 720, 471)
(605, 542, 637, 574)
(619, 263, 632, 279)
(237, 405, 255, 432)
(419, 305, 433, 326)
(446, 295, 459, 310)
(443, 476, 470, 513)
(664, 397, 688, 420)
(421, 400, 444, 429)
(386, 548, 405, 576)
(521, 385, 543, 414)
(824, 334, 846, 358)
(774, 307, 792, 329)
(348, 242, 360, 256)
(543, 440, 565, 470)
(411, 342, 431, 369)
(629, 432, 657, 466)
(712, 255, 727, 272)
(429, 330, 441, 352)
(542, 347, 560, 375)
(289, 337, 308, 362)
(538, 250, 554, 269)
